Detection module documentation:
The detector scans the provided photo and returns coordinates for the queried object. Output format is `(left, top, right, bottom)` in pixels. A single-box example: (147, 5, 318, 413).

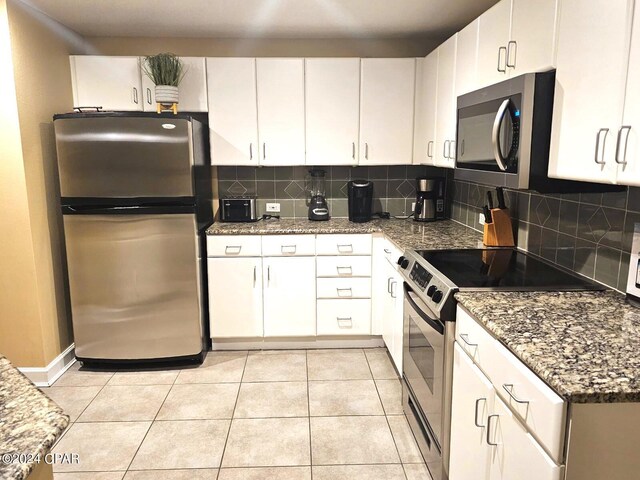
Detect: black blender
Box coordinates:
(307, 168, 329, 221)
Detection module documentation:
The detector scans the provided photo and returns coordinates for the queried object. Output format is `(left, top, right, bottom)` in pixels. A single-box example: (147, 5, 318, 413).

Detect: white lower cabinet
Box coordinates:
(382, 254, 403, 371)
(317, 299, 371, 335)
(208, 257, 263, 338)
(263, 256, 316, 337)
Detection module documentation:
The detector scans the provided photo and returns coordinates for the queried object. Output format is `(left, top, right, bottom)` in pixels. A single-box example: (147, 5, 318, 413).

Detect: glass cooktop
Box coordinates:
(417, 248, 604, 291)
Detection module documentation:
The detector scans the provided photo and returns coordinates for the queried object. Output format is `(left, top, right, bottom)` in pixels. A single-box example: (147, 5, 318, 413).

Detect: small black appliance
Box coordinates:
(347, 180, 373, 223)
(307, 168, 329, 221)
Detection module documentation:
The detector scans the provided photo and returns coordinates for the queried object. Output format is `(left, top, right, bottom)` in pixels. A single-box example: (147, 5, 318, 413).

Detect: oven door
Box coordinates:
(456, 94, 522, 174)
(403, 282, 446, 448)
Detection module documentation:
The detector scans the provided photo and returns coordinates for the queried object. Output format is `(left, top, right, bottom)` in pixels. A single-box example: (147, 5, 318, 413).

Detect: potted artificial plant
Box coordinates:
(142, 53, 186, 113)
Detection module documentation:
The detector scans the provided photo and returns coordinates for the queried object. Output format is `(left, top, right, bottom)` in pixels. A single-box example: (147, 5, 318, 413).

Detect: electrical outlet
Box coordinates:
(266, 203, 280, 213)
(411, 202, 416, 212)
(479, 213, 485, 225)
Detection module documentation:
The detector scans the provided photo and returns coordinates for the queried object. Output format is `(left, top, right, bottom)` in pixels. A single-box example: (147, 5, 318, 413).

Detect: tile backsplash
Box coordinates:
(216, 165, 446, 218)
(452, 179, 640, 292)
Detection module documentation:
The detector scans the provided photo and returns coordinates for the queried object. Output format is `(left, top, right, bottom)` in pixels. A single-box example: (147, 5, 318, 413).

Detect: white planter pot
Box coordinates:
(155, 85, 179, 104)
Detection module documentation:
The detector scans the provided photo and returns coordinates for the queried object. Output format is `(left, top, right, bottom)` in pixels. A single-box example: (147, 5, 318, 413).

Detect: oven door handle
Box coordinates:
(403, 283, 445, 335)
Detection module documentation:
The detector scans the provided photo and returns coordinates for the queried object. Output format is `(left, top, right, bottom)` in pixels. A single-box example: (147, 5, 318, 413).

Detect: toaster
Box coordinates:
(219, 197, 259, 222)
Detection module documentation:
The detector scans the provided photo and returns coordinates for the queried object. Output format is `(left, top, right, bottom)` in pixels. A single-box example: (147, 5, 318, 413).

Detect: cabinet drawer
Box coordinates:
(317, 278, 371, 299)
(262, 235, 315, 256)
(316, 234, 372, 255)
(456, 306, 497, 368)
(207, 235, 262, 257)
(316, 256, 372, 277)
(317, 299, 371, 335)
(488, 338, 567, 463)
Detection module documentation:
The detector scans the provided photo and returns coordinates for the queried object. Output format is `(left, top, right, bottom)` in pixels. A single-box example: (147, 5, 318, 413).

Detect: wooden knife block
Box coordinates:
(483, 208, 515, 247)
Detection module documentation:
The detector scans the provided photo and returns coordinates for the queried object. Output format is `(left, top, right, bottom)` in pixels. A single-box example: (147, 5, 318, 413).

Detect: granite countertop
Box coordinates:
(206, 218, 484, 251)
(455, 290, 640, 403)
(0, 355, 69, 480)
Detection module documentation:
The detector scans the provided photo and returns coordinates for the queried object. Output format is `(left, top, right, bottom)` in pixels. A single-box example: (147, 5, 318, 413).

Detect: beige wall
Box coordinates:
(0, 0, 85, 367)
(86, 35, 441, 58)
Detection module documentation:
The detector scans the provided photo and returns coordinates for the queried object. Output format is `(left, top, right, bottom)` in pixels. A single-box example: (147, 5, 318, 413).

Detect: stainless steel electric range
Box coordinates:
(397, 248, 604, 480)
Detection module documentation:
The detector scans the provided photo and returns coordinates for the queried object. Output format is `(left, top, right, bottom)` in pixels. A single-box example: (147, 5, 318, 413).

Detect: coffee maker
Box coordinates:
(347, 180, 373, 223)
(414, 177, 445, 222)
(307, 168, 330, 221)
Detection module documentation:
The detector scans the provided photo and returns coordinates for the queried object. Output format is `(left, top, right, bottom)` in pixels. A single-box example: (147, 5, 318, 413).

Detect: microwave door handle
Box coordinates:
(492, 99, 511, 172)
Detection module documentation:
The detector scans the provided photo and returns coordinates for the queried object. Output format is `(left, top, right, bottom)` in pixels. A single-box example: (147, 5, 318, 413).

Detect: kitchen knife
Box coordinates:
(483, 205, 493, 224)
(496, 187, 507, 210)
(486, 191, 494, 210)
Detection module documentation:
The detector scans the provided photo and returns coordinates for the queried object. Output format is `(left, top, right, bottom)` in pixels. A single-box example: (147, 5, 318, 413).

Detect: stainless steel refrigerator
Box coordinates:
(54, 112, 212, 365)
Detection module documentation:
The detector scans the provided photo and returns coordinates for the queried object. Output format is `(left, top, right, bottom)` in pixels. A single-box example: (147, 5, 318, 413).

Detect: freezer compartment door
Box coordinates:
(64, 213, 203, 360)
(55, 116, 194, 198)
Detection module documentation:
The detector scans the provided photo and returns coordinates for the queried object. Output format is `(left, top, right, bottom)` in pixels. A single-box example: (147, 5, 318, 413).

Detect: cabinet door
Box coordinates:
(142, 57, 207, 112)
(413, 52, 439, 165)
(305, 58, 360, 166)
(207, 58, 259, 166)
(434, 35, 457, 169)
(263, 256, 316, 336)
(618, 2, 640, 187)
(449, 343, 493, 480)
(389, 267, 403, 372)
(488, 395, 563, 480)
(70, 56, 142, 111)
(360, 58, 416, 165)
(476, 0, 511, 88)
(256, 58, 306, 166)
(208, 257, 263, 338)
(509, 0, 558, 76)
(548, 0, 633, 184)
(456, 19, 479, 96)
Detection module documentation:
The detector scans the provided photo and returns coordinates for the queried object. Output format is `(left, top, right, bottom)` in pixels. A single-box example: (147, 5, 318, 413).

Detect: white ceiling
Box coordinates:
(23, 0, 498, 39)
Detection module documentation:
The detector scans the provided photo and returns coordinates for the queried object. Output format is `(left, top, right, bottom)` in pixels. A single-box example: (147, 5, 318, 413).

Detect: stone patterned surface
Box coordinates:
(455, 290, 640, 403)
(206, 218, 484, 252)
(0, 355, 69, 480)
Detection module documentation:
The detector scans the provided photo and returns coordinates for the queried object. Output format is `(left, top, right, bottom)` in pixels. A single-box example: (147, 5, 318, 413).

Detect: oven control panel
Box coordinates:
(404, 259, 450, 307)
(409, 263, 432, 289)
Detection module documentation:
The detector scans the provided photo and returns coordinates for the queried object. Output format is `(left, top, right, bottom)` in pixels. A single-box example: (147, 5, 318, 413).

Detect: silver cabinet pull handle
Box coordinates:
(474, 398, 487, 428)
(384, 248, 391, 254)
(443, 140, 449, 157)
(249, 143, 253, 160)
(146, 88, 152, 105)
(461, 139, 465, 156)
(459, 333, 478, 348)
(615, 126, 632, 165)
(253, 265, 257, 286)
(352, 142, 356, 159)
(337, 266, 353, 275)
(497, 46, 507, 73)
(486, 414, 500, 446)
(595, 128, 609, 165)
(132, 87, 139, 104)
(506, 40, 517, 68)
(502, 384, 530, 405)
(365, 143, 369, 159)
(281, 245, 297, 254)
(263, 142, 266, 160)
(337, 317, 353, 328)
(387, 277, 393, 293)
(267, 265, 270, 285)
(448, 140, 456, 160)
(225, 245, 242, 254)
(337, 244, 353, 253)
(427, 140, 434, 158)
(390, 280, 397, 298)
(337, 288, 353, 297)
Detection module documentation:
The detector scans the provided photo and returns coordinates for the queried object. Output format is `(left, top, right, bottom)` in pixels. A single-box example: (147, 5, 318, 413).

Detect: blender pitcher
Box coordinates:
(306, 168, 329, 221)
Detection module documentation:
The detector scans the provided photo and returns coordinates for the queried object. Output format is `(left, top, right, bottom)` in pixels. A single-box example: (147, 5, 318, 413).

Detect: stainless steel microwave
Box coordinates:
(454, 71, 556, 191)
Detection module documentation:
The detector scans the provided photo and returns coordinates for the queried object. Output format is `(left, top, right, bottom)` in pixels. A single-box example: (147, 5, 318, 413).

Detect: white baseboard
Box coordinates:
(19, 343, 76, 387)
(211, 336, 385, 351)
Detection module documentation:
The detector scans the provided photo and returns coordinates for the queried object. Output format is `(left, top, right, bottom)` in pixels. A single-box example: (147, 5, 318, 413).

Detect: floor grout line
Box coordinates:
(306, 349, 313, 480)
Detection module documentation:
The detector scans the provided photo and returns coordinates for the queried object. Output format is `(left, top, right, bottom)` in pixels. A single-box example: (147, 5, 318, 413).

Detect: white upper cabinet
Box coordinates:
(142, 57, 207, 112)
(618, 1, 640, 187)
(70, 56, 142, 111)
(548, 0, 634, 184)
(413, 52, 439, 165)
(476, 0, 512, 88)
(305, 58, 361, 166)
(508, 0, 558, 76)
(207, 58, 259, 166)
(256, 58, 306, 166)
(359, 58, 416, 165)
(434, 34, 457, 169)
(455, 19, 479, 96)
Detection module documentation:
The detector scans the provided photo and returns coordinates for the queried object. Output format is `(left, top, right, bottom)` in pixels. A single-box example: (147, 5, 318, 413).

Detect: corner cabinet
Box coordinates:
(413, 52, 439, 165)
(434, 34, 458, 169)
(141, 57, 207, 112)
(359, 58, 416, 165)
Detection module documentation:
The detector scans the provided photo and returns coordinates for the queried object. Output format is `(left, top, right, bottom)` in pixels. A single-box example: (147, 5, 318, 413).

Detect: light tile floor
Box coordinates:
(43, 348, 433, 480)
